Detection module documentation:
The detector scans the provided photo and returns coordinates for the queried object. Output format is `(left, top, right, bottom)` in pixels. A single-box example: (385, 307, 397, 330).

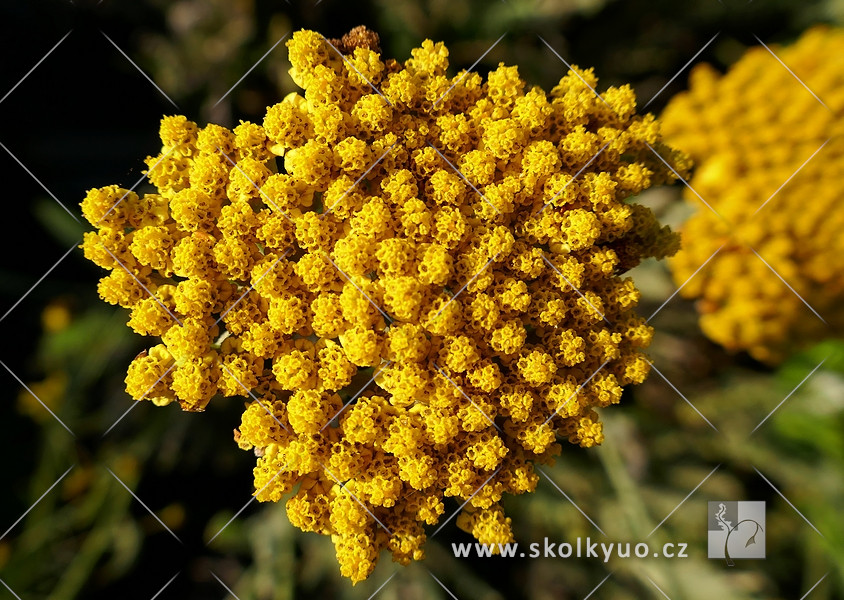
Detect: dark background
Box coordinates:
(0, 1, 842, 599)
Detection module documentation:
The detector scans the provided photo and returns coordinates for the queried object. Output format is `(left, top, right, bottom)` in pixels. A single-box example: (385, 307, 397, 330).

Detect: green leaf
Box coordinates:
(33, 198, 87, 246)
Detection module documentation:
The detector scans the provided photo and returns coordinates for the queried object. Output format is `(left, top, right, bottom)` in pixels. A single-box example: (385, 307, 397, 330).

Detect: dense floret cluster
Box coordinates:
(662, 27, 844, 363)
(81, 28, 685, 582)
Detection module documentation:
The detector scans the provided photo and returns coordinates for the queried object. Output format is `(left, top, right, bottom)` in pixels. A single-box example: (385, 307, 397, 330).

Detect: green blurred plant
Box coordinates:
(5, 0, 844, 597)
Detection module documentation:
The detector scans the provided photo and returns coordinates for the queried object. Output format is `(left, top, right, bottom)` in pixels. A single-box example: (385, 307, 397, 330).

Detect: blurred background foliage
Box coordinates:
(0, 0, 842, 598)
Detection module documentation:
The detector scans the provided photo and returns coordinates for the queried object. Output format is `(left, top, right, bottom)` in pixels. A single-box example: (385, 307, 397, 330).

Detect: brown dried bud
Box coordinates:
(327, 25, 381, 54)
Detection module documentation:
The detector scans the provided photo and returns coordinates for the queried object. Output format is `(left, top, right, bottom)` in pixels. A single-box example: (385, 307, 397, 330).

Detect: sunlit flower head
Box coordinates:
(81, 26, 686, 582)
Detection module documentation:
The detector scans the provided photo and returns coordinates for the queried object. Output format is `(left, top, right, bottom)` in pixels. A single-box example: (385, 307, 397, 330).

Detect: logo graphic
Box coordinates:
(708, 501, 765, 564)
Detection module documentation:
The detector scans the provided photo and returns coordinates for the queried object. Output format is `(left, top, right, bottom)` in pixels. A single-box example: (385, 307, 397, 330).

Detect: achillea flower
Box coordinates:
(661, 27, 844, 363)
(81, 27, 686, 582)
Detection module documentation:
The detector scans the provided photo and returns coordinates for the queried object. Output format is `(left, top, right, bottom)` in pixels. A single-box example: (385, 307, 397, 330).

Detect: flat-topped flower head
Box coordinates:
(662, 26, 844, 363)
(80, 26, 686, 583)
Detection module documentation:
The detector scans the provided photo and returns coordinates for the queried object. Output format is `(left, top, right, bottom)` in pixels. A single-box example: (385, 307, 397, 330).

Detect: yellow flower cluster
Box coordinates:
(661, 27, 844, 363)
(80, 27, 685, 582)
